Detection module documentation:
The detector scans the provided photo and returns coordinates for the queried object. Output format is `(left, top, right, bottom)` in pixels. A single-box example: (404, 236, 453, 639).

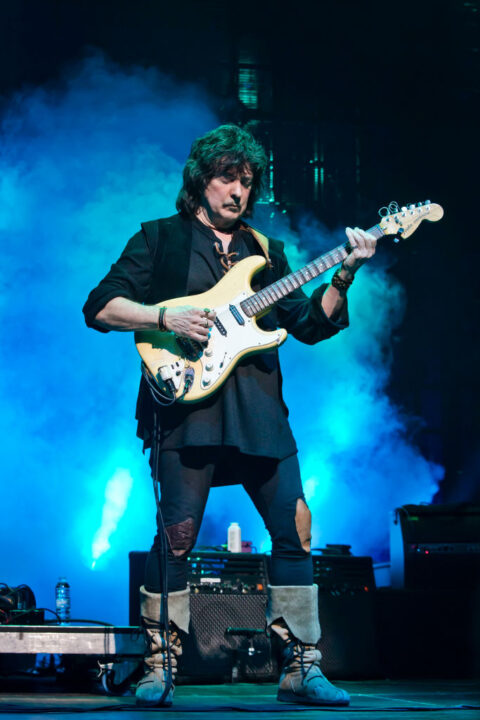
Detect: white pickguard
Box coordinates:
(198, 291, 284, 390)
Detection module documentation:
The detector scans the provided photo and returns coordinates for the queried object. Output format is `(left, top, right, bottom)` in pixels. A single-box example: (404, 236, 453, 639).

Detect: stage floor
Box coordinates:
(0, 680, 479, 718)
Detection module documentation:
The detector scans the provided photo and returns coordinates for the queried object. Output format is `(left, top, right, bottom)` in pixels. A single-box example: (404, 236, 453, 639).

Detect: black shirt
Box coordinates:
(155, 219, 299, 459)
(83, 214, 349, 470)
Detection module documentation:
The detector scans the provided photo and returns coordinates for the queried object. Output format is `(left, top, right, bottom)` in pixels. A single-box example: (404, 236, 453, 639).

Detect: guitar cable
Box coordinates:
(141, 363, 177, 406)
(142, 361, 195, 405)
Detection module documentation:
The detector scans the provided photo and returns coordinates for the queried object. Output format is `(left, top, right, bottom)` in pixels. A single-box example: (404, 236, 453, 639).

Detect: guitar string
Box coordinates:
(243, 242, 352, 317)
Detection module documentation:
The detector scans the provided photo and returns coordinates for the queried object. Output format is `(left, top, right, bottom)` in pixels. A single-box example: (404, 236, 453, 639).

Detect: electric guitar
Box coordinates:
(135, 201, 444, 403)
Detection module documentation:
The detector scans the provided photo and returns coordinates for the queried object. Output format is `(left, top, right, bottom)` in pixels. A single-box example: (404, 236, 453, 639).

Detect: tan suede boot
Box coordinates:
(135, 586, 190, 707)
(267, 584, 350, 706)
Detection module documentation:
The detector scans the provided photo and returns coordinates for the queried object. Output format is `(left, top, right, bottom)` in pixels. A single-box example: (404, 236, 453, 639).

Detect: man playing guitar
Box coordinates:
(83, 124, 376, 707)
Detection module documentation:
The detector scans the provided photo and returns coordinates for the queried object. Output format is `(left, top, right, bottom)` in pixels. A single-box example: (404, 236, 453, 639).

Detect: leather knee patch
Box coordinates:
(165, 517, 196, 558)
(295, 498, 312, 553)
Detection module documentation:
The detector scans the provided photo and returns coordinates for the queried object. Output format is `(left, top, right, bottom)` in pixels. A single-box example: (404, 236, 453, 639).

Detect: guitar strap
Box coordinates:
(245, 225, 273, 268)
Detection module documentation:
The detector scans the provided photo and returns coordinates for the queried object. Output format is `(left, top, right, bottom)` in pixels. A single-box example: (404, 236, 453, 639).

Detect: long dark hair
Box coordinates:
(176, 124, 268, 218)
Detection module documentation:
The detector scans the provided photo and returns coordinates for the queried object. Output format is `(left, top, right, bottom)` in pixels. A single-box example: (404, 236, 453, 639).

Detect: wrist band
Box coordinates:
(158, 306, 168, 331)
(331, 268, 354, 291)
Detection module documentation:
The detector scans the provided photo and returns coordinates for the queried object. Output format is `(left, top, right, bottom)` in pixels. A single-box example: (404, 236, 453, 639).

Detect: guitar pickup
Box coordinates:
(176, 336, 203, 360)
(214, 317, 227, 336)
(229, 304, 245, 326)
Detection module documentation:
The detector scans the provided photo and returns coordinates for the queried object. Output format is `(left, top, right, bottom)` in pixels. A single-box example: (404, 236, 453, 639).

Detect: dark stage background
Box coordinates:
(1, 0, 478, 624)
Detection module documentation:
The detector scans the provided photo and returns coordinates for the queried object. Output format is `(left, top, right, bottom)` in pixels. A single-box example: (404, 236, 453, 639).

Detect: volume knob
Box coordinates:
(205, 363, 213, 371)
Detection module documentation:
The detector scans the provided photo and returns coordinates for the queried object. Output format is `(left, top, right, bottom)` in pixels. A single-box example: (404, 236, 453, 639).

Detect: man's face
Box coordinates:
(201, 164, 253, 229)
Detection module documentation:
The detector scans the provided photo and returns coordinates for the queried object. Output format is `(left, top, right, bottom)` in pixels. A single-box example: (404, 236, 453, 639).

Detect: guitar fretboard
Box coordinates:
(240, 224, 383, 317)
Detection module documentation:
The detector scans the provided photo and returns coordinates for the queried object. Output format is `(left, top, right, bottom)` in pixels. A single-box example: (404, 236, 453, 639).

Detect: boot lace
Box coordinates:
(284, 641, 323, 682)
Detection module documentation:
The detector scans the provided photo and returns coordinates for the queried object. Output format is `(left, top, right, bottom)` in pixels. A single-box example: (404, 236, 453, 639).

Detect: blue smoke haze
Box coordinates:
(0, 53, 442, 624)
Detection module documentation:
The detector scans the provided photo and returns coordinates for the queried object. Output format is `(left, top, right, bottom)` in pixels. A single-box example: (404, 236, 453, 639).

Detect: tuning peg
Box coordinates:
(417, 201, 423, 207)
(394, 237, 400, 243)
(425, 199, 431, 205)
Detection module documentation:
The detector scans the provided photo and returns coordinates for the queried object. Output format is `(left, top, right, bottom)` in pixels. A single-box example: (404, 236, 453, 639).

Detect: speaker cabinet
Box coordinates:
(375, 587, 480, 678)
(178, 592, 276, 683)
(317, 591, 379, 678)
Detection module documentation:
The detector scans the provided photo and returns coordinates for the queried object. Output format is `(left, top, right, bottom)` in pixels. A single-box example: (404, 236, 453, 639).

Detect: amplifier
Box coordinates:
(129, 550, 268, 625)
(312, 551, 376, 593)
(390, 503, 480, 589)
(129, 550, 274, 682)
(188, 550, 268, 594)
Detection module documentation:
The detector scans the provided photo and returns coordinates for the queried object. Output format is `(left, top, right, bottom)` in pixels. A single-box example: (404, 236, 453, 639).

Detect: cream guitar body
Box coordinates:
(135, 255, 287, 403)
(135, 201, 444, 404)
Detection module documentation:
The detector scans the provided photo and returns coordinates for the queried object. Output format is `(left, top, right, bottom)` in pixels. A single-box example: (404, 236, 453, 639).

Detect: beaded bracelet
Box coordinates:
(158, 306, 168, 331)
(331, 267, 354, 292)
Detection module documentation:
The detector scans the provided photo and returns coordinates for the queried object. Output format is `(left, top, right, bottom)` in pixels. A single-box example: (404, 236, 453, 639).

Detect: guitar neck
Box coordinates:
(240, 223, 384, 317)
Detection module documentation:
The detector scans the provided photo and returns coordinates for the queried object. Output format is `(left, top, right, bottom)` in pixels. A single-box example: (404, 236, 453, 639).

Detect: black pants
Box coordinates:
(145, 447, 313, 593)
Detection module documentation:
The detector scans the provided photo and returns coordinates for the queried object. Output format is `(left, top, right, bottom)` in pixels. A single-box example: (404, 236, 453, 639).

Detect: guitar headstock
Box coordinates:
(379, 201, 444, 240)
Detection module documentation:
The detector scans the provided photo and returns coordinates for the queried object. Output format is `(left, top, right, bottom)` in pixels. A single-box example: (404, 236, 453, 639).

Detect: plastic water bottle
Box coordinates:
(228, 522, 242, 553)
(55, 577, 71, 624)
